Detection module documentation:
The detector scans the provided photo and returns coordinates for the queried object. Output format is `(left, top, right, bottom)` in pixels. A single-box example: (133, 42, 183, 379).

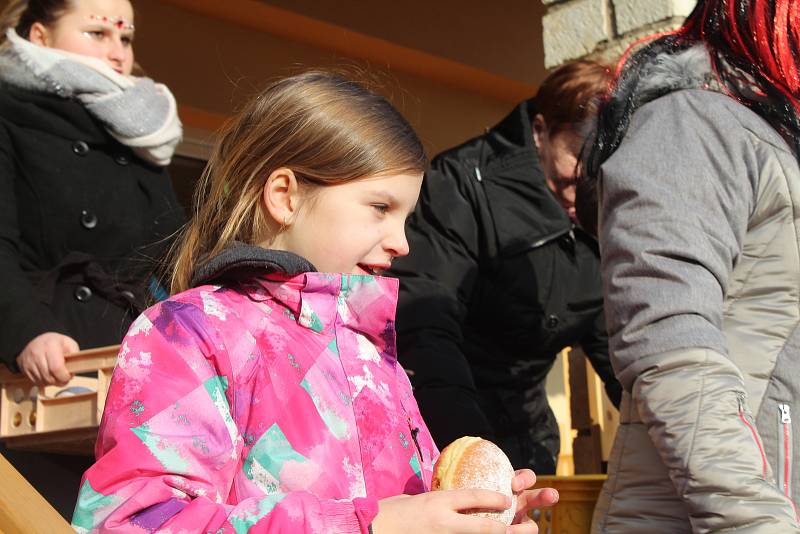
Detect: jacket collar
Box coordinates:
(192, 243, 398, 358)
(191, 242, 315, 288)
(470, 100, 574, 252)
(479, 98, 539, 171)
(0, 84, 109, 144)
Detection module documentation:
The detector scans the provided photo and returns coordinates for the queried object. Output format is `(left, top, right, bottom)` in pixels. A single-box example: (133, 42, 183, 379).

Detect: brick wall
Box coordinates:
(542, 0, 696, 67)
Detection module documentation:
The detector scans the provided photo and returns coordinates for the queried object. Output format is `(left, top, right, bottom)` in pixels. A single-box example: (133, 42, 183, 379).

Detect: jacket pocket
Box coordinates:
(738, 393, 768, 479)
(777, 403, 793, 500)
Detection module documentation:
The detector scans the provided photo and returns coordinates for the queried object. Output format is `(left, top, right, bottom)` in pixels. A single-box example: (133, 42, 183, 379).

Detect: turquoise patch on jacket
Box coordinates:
(327, 338, 339, 356)
(204, 375, 238, 446)
(299, 299, 324, 332)
(71, 479, 117, 531)
(409, 452, 422, 480)
(301, 378, 348, 439)
(131, 422, 190, 473)
(244, 423, 308, 483)
(231, 492, 286, 533)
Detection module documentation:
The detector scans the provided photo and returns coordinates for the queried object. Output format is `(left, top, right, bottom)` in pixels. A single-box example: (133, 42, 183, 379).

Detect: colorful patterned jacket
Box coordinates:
(72, 248, 438, 533)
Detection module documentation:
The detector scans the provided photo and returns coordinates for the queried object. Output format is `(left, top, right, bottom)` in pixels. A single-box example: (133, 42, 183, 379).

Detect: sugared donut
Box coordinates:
(431, 436, 517, 525)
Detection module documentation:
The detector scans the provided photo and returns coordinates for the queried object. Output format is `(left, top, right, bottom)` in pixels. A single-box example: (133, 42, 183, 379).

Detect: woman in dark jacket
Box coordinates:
(388, 60, 621, 474)
(0, 0, 184, 386)
(0, 0, 184, 518)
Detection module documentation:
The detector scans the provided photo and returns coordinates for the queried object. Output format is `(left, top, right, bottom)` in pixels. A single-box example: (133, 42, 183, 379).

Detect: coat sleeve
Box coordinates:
(599, 90, 798, 531)
(72, 303, 377, 534)
(390, 163, 496, 449)
(579, 309, 622, 408)
(0, 123, 68, 368)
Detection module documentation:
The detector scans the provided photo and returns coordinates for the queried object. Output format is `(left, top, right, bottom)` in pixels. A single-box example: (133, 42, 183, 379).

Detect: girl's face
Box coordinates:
(272, 172, 423, 275)
(29, 0, 135, 76)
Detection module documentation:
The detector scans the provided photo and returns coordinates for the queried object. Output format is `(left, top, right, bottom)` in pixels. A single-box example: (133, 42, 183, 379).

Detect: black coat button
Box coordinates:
(74, 285, 92, 302)
(546, 314, 560, 329)
(72, 141, 89, 156)
(114, 154, 129, 166)
(80, 210, 98, 229)
(120, 290, 135, 302)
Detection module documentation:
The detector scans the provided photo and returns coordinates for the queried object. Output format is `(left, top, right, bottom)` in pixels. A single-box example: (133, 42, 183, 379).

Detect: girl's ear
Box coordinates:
(532, 113, 546, 150)
(262, 167, 301, 226)
(28, 22, 51, 47)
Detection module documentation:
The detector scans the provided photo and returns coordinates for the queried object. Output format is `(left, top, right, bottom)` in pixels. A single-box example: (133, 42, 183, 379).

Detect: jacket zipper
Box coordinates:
(407, 416, 423, 461)
(737, 394, 768, 478)
(778, 404, 793, 500)
(500, 227, 572, 257)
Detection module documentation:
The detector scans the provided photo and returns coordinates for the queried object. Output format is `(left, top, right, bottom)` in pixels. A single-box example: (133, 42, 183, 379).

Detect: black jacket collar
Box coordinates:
(191, 243, 316, 288)
(0, 85, 109, 144)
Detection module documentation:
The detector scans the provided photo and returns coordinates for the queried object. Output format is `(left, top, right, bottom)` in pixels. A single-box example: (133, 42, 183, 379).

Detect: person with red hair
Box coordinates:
(578, 0, 800, 531)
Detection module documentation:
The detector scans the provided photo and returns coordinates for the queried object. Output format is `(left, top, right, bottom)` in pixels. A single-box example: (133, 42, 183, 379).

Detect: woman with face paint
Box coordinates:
(0, 0, 184, 518)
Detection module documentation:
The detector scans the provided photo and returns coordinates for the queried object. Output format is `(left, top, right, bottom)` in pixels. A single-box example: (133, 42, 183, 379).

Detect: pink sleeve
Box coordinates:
(72, 303, 378, 533)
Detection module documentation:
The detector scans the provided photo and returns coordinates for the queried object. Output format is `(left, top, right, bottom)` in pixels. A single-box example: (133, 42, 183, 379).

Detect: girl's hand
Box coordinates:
(16, 332, 77, 386)
(373, 489, 514, 534)
(510, 469, 559, 531)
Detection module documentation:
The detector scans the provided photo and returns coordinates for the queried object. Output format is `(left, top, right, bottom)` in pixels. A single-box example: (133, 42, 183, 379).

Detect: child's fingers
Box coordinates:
(507, 521, 539, 534)
(445, 512, 512, 534)
(443, 488, 513, 513)
(511, 469, 536, 492)
(516, 487, 559, 513)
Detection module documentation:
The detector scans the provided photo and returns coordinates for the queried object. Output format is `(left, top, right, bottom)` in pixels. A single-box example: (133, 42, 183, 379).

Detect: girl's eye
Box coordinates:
(372, 204, 389, 215)
(84, 30, 105, 40)
(121, 35, 134, 46)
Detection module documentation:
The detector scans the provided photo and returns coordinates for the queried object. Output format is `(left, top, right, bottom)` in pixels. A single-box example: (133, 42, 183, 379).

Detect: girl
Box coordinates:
(577, 0, 800, 531)
(73, 71, 557, 533)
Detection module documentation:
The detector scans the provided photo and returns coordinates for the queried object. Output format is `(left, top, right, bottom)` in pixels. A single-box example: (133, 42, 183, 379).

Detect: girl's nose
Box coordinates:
(386, 224, 410, 258)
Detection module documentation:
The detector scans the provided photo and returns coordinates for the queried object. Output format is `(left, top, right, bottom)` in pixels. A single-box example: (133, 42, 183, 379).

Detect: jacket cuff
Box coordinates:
(321, 496, 378, 534)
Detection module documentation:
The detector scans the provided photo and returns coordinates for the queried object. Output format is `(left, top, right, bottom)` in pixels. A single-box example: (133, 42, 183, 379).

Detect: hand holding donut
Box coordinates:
(372, 437, 558, 533)
(432, 436, 559, 531)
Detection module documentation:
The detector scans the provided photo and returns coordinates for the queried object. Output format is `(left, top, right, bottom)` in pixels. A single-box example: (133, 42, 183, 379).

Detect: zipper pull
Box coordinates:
(780, 404, 792, 424)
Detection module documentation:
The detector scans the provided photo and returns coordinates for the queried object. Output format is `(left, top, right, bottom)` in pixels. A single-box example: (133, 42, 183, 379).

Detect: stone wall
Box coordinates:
(541, 0, 696, 68)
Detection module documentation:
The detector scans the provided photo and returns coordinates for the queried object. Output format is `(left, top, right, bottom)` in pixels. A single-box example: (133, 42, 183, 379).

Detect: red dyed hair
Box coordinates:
(579, 0, 800, 233)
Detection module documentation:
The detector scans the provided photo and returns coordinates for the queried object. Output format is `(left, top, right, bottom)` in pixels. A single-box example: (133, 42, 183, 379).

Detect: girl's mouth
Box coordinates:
(357, 264, 385, 276)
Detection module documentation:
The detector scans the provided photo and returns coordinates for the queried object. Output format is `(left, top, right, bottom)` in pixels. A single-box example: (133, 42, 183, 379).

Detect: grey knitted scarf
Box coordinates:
(0, 29, 182, 166)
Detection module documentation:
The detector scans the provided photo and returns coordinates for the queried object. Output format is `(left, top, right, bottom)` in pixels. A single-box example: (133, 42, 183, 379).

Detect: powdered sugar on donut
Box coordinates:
(434, 437, 517, 525)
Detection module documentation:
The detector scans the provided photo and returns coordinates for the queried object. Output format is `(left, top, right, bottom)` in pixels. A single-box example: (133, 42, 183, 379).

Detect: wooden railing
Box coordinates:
(0, 452, 73, 533)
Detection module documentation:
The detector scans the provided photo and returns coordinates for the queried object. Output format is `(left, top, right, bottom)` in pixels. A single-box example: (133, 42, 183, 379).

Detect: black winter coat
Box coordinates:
(389, 100, 621, 473)
(0, 85, 185, 368)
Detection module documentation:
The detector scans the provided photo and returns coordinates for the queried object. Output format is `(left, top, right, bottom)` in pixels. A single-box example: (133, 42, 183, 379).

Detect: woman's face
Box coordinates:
(30, 0, 135, 76)
(533, 114, 582, 222)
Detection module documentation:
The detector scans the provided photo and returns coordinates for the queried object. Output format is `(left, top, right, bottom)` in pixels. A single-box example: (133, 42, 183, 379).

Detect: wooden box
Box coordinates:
(0, 345, 118, 455)
(529, 474, 606, 534)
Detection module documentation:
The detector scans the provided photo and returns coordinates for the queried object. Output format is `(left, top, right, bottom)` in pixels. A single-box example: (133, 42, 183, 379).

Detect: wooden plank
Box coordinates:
(568, 348, 592, 430)
(529, 474, 606, 534)
(0, 452, 74, 533)
(160, 0, 537, 104)
(585, 358, 620, 463)
(3, 427, 98, 456)
(545, 349, 575, 475)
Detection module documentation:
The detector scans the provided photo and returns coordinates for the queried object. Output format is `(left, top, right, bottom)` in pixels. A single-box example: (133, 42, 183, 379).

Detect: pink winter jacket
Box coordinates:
(72, 272, 438, 533)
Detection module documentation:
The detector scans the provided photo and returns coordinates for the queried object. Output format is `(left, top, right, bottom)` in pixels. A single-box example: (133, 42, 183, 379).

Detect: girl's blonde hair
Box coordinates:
(170, 71, 427, 294)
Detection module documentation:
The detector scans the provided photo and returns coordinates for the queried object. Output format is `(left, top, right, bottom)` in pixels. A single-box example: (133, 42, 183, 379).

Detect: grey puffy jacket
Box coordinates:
(592, 51, 800, 533)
